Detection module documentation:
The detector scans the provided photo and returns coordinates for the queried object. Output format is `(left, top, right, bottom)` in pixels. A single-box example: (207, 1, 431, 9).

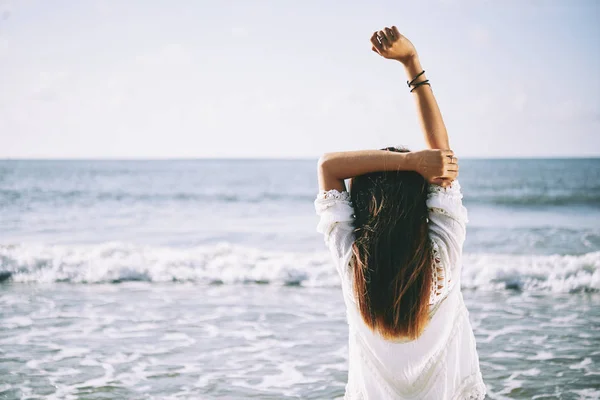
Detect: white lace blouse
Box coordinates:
(315, 180, 486, 400)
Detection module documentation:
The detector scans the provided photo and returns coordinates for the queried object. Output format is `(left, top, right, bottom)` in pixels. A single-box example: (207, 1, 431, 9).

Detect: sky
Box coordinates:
(0, 0, 598, 159)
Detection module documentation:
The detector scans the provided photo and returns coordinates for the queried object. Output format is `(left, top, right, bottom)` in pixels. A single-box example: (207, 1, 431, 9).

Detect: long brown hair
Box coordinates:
(350, 146, 433, 340)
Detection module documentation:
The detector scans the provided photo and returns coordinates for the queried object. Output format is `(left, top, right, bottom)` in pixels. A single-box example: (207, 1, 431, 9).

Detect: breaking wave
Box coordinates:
(1, 243, 598, 293)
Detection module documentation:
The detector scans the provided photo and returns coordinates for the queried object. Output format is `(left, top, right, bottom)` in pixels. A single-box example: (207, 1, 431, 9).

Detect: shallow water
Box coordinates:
(1, 283, 599, 399)
(1, 158, 599, 399)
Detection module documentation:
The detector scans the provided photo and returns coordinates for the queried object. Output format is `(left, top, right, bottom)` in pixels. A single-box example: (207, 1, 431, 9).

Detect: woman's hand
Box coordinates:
(370, 26, 418, 65)
(408, 149, 459, 188)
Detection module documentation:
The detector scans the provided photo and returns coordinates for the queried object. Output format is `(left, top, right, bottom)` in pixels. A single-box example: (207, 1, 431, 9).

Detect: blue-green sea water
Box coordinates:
(1, 158, 599, 399)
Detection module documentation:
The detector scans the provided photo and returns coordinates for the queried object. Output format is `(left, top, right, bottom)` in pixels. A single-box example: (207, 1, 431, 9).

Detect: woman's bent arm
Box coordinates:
(318, 150, 416, 192)
(317, 27, 460, 193)
(318, 149, 456, 192)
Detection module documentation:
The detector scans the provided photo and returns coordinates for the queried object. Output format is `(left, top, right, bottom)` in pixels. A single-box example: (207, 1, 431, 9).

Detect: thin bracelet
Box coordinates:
(410, 81, 430, 92)
(407, 70, 426, 87)
(410, 81, 430, 93)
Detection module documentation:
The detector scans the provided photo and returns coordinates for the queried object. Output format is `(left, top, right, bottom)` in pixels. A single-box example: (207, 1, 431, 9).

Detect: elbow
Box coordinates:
(317, 152, 335, 172)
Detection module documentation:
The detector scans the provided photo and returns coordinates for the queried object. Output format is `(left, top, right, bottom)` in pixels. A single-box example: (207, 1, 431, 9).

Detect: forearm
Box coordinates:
(403, 57, 450, 150)
(318, 150, 417, 191)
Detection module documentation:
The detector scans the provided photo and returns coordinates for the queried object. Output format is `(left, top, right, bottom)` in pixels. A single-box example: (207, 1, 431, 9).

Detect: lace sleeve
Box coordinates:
(427, 180, 467, 299)
(429, 240, 453, 306)
(315, 189, 353, 237)
(426, 180, 468, 224)
(314, 189, 356, 274)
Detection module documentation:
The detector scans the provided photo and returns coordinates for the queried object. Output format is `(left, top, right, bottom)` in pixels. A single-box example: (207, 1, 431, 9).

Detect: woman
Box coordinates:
(315, 26, 486, 399)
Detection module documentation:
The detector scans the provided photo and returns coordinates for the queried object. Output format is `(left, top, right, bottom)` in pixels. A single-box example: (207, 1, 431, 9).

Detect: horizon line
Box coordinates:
(1, 155, 599, 161)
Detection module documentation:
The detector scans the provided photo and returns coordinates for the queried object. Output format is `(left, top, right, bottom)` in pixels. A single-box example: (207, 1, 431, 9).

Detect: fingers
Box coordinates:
(438, 149, 457, 167)
(435, 168, 458, 181)
(446, 164, 459, 175)
(428, 148, 459, 187)
(441, 178, 453, 188)
(371, 26, 400, 53)
(446, 156, 459, 171)
(437, 155, 460, 184)
(441, 150, 457, 170)
(378, 30, 390, 48)
(435, 175, 457, 187)
(385, 27, 395, 41)
(444, 154, 459, 175)
(446, 169, 459, 179)
(371, 32, 383, 52)
(432, 177, 453, 188)
(438, 178, 451, 188)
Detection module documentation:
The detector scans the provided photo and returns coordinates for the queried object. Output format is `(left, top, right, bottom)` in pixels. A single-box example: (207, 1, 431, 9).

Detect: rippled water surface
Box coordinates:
(1, 159, 599, 399)
(1, 284, 599, 399)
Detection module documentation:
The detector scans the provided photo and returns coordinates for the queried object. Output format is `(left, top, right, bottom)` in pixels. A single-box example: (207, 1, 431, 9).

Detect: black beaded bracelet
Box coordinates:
(410, 79, 430, 93)
(407, 70, 426, 87)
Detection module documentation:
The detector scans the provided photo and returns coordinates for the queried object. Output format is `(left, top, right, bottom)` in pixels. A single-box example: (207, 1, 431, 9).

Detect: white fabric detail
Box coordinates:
(315, 180, 486, 400)
(429, 239, 453, 306)
(317, 189, 351, 202)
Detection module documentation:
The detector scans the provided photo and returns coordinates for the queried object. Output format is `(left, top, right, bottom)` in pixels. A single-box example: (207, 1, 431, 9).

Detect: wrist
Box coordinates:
(403, 56, 424, 79)
(403, 151, 421, 174)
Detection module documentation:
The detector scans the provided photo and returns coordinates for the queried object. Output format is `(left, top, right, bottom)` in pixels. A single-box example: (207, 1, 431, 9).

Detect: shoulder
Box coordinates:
(316, 189, 351, 202)
(315, 189, 353, 214)
(427, 180, 468, 225)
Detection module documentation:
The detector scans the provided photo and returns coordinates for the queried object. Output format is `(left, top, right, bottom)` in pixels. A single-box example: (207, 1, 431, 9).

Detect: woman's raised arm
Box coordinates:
(371, 26, 450, 150)
(318, 26, 459, 193)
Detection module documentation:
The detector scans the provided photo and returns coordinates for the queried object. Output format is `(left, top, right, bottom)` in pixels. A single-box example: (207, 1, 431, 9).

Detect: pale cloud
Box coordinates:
(231, 26, 249, 39)
(0, 36, 7, 57)
(133, 43, 194, 69)
(439, 0, 492, 7)
(0, 0, 597, 158)
(0, 0, 12, 21)
(0, 0, 12, 58)
(554, 98, 600, 123)
(471, 94, 494, 116)
(92, 0, 113, 15)
(314, 90, 394, 119)
(31, 70, 69, 96)
(555, 99, 579, 121)
(513, 92, 527, 112)
(469, 26, 491, 48)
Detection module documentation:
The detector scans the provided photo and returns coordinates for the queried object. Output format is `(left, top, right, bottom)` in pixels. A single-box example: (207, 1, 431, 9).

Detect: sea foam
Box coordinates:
(0, 242, 598, 292)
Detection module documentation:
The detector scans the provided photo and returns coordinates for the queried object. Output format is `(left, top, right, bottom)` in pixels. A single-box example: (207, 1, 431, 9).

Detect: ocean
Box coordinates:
(0, 158, 599, 399)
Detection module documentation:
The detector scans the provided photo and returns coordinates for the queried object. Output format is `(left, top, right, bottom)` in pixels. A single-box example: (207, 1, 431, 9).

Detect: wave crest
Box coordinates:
(1, 243, 598, 292)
